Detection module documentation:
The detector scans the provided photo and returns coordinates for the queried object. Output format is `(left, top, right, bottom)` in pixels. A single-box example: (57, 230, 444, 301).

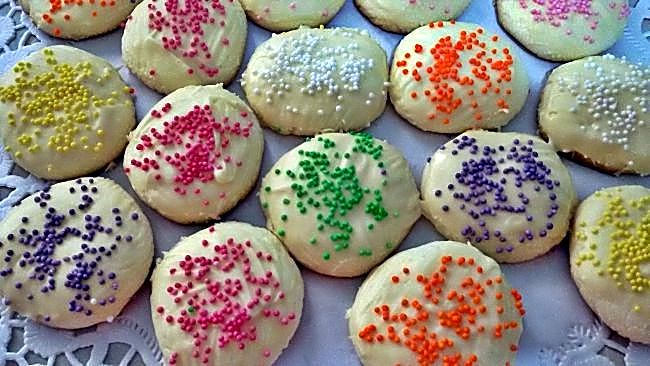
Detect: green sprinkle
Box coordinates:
(277, 229, 286, 237)
(281, 214, 288, 221)
(385, 242, 393, 249)
(322, 252, 331, 260)
(367, 223, 374, 230)
(359, 248, 372, 256)
(283, 198, 290, 205)
(264, 186, 271, 192)
(309, 237, 317, 245)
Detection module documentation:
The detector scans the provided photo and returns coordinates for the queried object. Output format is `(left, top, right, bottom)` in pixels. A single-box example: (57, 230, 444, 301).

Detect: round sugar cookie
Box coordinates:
(570, 185, 650, 344)
(390, 21, 529, 133)
(240, 0, 345, 32)
(242, 27, 388, 135)
(355, 0, 472, 33)
(0, 177, 154, 329)
(19, 0, 137, 39)
(539, 55, 650, 176)
(348, 241, 525, 366)
(260, 132, 421, 277)
(122, 0, 247, 94)
(0, 45, 135, 180)
(496, 0, 630, 61)
(123, 85, 264, 224)
(151, 222, 304, 366)
(421, 130, 577, 263)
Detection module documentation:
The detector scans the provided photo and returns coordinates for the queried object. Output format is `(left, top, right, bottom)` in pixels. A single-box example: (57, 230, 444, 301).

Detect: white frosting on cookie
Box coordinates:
(355, 0, 471, 33)
(151, 222, 304, 366)
(0, 177, 154, 329)
(0, 46, 135, 180)
(124, 85, 264, 224)
(496, 0, 629, 61)
(122, 0, 247, 94)
(390, 21, 529, 133)
(19, 0, 136, 39)
(570, 185, 650, 344)
(539, 55, 650, 176)
(348, 241, 525, 366)
(240, 0, 345, 31)
(260, 132, 420, 277)
(242, 27, 388, 135)
(421, 130, 577, 263)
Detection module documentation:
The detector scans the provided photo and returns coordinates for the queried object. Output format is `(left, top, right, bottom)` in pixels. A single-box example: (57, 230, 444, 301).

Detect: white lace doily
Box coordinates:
(0, 0, 648, 365)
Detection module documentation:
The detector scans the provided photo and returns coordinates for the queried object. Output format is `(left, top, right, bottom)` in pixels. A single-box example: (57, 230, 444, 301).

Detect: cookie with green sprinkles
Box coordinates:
(260, 132, 421, 277)
(570, 185, 650, 344)
(0, 45, 136, 180)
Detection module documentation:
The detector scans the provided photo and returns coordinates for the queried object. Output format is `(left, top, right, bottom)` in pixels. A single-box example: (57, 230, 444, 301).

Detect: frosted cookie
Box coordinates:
(260, 132, 420, 277)
(570, 186, 650, 344)
(240, 0, 345, 32)
(242, 27, 388, 135)
(19, 0, 137, 39)
(0, 177, 154, 329)
(124, 85, 263, 224)
(151, 222, 303, 366)
(355, 0, 472, 33)
(539, 55, 650, 176)
(0, 46, 135, 180)
(496, 0, 630, 61)
(348, 241, 525, 366)
(390, 21, 529, 133)
(421, 130, 577, 263)
(122, 0, 247, 94)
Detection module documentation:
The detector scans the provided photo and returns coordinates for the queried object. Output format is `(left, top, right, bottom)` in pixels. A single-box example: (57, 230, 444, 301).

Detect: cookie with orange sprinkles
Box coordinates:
(150, 221, 304, 366)
(123, 85, 264, 224)
(0, 45, 136, 180)
(570, 185, 650, 344)
(389, 21, 529, 134)
(19, 0, 138, 39)
(122, 0, 247, 94)
(348, 241, 525, 366)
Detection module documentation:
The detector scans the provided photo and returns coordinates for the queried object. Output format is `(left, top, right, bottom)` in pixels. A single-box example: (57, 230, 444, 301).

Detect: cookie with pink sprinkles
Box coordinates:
(496, 0, 630, 61)
(150, 222, 304, 366)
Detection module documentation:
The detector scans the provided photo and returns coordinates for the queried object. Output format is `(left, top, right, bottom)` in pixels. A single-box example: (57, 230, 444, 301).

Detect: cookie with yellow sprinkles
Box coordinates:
(570, 185, 650, 344)
(0, 45, 136, 180)
(20, 0, 138, 39)
(348, 241, 525, 366)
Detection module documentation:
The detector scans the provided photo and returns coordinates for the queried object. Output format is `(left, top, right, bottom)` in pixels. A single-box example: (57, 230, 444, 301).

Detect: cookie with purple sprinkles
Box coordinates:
(421, 130, 577, 262)
(0, 177, 154, 329)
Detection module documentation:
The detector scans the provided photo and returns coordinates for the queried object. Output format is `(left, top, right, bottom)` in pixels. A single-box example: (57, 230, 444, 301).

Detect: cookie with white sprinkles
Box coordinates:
(390, 21, 529, 133)
(20, 0, 137, 39)
(570, 186, 650, 344)
(151, 222, 303, 365)
(496, 0, 630, 61)
(0, 46, 135, 180)
(124, 85, 264, 224)
(421, 130, 577, 263)
(260, 132, 421, 277)
(539, 55, 650, 176)
(122, 0, 247, 94)
(355, 0, 472, 33)
(348, 241, 526, 366)
(0, 177, 154, 329)
(240, 0, 345, 32)
(242, 27, 388, 135)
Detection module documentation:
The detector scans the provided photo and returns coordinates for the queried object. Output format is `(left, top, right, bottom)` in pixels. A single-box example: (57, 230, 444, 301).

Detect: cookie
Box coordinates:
(390, 21, 529, 133)
(421, 130, 577, 263)
(348, 241, 526, 366)
(151, 222, 304, 366)
(240, 0, 345, 32)
(496, 0, 630, 61)
(570, 185, 650, 344)
(0, 46, 135, 180)
(122, 0, 247, 94)
(242, 27, 388, 135)
(354, 0, 472, 33)
(123, 85, 264, 224)
(539, 55, 650, 176)
(19, 0, 137, 39)
(260, 132, 420, 277)
(0, 177, 154, 329)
